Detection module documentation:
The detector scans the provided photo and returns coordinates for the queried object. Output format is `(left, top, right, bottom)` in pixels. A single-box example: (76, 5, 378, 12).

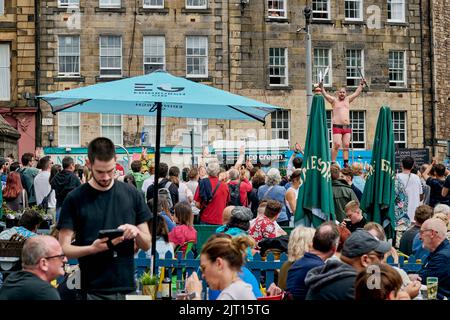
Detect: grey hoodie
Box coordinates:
(304, 259, 357, 300)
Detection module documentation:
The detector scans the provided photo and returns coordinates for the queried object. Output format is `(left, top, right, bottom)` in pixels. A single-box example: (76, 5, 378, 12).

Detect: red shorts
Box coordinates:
(332, 125, 352, 135)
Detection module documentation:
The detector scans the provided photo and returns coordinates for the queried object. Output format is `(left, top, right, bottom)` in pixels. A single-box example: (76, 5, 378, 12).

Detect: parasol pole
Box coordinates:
(151, 101, 162, 275)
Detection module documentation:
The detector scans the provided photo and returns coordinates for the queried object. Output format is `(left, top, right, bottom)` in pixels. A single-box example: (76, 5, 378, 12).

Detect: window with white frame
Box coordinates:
(143, 36, 165, 74)
(0, 43, 10, 101)
(389, 51, 406, 88)
(186, 36, 208, 78)
(346, 49, 364, 87)
(326, 111, 366, 149)
(345, 0, 363, 20)
(58, 112, 80, 147)
(101, 114, 122, 145)
(392, 111, 407, 149)
(58, 0, 79, 7)
(267, 0, 287, 18)
(271, 110, 290, 141)
(99, 35, 122, 77)
(100, 0, 121, 8)
(313, 48, 332, 86)
(143, 116, 166, 146)
(58, 0, 80, 8)
(350, 111, 366, 149)
(187, 118, 208, 146)
(269, 48, 288, 86)
(186, 0, 206, 9)
(0, 1, 4, 15)
(312, 0, 330, 20)
(143, 0, 163, 8)
(58, 36, 80, 77)
(387, 0, 405, 22)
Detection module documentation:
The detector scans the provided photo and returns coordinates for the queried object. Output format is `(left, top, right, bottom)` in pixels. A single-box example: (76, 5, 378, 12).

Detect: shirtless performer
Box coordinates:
(319, 80, 366, 167)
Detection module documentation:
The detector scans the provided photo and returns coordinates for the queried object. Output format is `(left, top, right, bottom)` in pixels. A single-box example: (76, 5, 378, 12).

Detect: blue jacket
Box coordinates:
(286, 253, 324, 300)
(412, 233, 430, 261)
(419, 239, 450, 300)
(198, 178, 213, 204)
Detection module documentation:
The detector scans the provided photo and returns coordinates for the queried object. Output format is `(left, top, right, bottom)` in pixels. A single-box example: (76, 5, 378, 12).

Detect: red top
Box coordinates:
(249, 216, 277, 244)
(168, 224, 197, 248)
(194, 177, 230, 225)
(115, 163, 125, 176)
(228, 178, 253, 207)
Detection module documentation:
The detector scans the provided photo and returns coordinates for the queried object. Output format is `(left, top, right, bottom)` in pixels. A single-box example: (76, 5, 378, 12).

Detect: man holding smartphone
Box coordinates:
(57, 137, 152, 300)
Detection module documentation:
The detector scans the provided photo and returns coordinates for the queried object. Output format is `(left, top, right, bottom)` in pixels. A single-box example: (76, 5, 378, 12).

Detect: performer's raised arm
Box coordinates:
(348, 80, 366, 103)
(319, 82, 336, 105)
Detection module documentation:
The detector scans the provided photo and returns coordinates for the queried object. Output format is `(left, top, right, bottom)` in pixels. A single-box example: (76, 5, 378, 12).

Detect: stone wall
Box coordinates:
(38, 0, 429, 153)
(431, 0, 450, 159)
(0, 0, 36, 109)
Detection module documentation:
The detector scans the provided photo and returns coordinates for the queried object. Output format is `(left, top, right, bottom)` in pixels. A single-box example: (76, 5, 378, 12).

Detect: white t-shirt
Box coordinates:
(217, 280, 256, 300)
(178, 181, 190, 203)
(397, 173, 423, 222)
(141, 175, 155, 193)
(285, 186, 299, 213)
(186, 180, 198, 197)
(34, 171, 56, 208)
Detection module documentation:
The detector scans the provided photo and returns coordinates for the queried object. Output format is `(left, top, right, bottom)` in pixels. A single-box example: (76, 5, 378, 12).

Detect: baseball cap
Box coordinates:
(341, 229, 391, 258)
(231, 206, 253, 222)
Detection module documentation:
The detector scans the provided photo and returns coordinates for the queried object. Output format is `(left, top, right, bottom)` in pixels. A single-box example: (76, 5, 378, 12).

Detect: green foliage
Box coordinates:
(140, 271, 158, 285)
(29, 205, 52, 220)
(1, 202, 17, 219)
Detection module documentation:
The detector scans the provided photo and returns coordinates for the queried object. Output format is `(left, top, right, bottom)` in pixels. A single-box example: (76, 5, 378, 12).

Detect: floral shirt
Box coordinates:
(394, 178, 410, 230)
(0, 226, 37, 240)
(249, 216, 277, 244)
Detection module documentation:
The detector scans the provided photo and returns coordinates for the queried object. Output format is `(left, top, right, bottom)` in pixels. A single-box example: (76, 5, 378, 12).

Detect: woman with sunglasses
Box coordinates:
(185, 235, 256, 300)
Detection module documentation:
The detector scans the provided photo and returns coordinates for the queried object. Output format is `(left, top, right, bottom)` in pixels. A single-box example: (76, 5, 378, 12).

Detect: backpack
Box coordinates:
(37, 189, 53, 214)
(158, 181, 174, 210)
(228, 182, 242, 206)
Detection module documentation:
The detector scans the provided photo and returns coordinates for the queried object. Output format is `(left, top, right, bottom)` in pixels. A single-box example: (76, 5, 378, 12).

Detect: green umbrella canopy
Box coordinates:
(360, 106, 396, 239)
(295, 94, 335, 227)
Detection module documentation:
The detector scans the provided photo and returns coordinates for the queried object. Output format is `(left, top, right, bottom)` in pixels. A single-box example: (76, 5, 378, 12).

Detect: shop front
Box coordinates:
(212, 139, 290, 171)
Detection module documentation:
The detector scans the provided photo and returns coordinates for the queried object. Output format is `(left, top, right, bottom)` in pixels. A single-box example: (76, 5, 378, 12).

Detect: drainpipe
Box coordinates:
(226, 0, 232, 138)
(34, 0, 41, 147)
(427, 0, 436, 157)
(419, 0, 426, 149)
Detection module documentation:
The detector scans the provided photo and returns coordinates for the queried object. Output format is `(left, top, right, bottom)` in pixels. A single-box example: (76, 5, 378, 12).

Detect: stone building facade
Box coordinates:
(0, 0, 38, 159)
(34, 0, 446, 165)
(423, 0, 450, 159)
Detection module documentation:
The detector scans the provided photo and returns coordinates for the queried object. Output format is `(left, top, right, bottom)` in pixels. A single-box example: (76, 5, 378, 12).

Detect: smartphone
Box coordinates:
(98, 229, 124, 240)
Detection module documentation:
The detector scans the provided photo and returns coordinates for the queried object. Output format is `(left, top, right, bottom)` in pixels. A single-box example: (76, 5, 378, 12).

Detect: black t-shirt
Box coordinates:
(347, 217, 367, 233)
(444, 175, 450, 189)
(0, 271, 61, 300)
(399, 225, 420, 256)
(426, 177, 450, 207)
(57, 181, 152, 294)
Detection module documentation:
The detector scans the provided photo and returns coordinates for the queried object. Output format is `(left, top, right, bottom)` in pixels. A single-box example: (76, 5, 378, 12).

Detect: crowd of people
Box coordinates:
(0, 139, 449, 300)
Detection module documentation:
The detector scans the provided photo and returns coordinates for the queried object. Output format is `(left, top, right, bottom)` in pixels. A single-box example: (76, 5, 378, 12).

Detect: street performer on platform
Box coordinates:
(319, 79, 366, 167)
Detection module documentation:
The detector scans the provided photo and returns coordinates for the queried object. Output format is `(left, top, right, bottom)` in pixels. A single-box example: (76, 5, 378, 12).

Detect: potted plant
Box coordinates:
(32, 205, 53, 229)
(2, 205, 17, 228)
(140, 271, 158, 299)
